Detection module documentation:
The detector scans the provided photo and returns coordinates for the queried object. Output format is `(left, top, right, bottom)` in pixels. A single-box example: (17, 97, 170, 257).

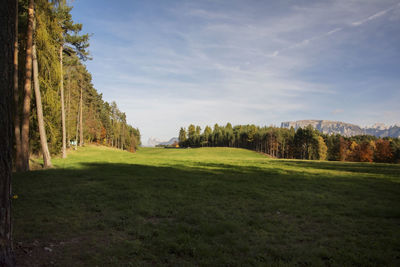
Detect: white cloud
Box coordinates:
(351, 2, 400, 26)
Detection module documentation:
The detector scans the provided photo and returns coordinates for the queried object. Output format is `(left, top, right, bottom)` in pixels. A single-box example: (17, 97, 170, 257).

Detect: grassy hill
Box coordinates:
(13, 146, 400, 266)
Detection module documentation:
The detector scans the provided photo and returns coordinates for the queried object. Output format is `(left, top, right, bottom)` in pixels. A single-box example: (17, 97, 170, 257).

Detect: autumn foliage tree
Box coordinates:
(374, 139, 393, 163)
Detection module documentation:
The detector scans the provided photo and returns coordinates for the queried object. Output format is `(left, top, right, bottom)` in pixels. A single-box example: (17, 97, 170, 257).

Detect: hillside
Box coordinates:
(13, 146, 400, 266)
(281, 120, 400, 137)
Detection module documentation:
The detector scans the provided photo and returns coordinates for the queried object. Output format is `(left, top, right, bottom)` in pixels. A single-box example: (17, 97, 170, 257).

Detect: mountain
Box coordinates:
(158, 137, 179, 146)
(147, 138, 162, 147)
(147, 137, 179, 147)
(281, 120, 400, 138)
(365, 125, 400, 138)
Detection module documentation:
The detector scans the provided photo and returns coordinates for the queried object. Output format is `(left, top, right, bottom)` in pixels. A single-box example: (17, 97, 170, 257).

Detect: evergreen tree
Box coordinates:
(179, 127, 187, 147)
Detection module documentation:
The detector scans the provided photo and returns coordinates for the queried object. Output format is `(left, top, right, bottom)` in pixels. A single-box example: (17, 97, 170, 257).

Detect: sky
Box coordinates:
(70, 0, 400, 145)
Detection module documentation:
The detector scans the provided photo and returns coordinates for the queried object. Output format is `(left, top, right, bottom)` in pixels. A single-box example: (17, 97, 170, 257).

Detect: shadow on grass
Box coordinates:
(12, 160, 400, 266)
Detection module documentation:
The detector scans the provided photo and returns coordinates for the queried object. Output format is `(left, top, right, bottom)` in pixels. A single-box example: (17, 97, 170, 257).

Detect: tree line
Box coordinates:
(178, 123, 400, 163)
(13, 0, 140, 172)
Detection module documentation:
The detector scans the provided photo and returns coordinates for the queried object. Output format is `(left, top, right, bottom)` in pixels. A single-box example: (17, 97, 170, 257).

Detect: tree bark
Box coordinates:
(21, 0, 34, 172)
(60, 46, 67, 158)
(79, 85, 83, 146)
(13, 0, 22, 171)
(0, 0, 16, 265)
(75, 108, 79, 150)
(32, 39, 53, 168)
(66, 72, 71, 147)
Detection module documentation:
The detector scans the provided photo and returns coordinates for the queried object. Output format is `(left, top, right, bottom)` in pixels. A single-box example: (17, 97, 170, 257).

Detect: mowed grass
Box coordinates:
(13, 146, 400, 266)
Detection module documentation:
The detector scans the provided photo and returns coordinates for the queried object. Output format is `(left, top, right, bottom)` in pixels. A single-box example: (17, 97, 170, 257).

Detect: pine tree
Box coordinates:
(179, 127, 187, 147)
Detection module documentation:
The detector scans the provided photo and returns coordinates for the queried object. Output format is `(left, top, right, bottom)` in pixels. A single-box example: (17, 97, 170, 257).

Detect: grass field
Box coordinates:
(13, 145, 400, 266)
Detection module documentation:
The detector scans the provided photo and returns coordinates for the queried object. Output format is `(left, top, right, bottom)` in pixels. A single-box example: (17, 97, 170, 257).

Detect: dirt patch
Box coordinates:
(15, 238, 82, 266)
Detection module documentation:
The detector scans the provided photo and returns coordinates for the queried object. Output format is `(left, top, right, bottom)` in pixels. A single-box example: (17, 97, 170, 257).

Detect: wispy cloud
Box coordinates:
(351, 2, 400, 26)
(272, 2, 400, 57)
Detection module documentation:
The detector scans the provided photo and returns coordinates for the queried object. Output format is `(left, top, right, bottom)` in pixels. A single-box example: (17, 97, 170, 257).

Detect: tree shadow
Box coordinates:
(12, 160, 400, 266)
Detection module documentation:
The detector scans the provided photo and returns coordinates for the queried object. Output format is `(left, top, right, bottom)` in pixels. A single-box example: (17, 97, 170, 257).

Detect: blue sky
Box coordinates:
(70, 0, 400, 145)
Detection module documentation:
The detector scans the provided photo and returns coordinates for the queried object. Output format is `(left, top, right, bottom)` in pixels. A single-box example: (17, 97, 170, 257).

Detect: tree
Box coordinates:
(225, 123, 234, 147)
(389, 139, 400, 163)
(79, 78, 83, 146)
(187, 124, 196, 147)
(374, 139, 393, 163)
(178, 127, 187, 147)
(202, 126, 212, 147)
(0, 0, 17, 264)
(32, 32, 52, 168)
(56, 3, 90, 158)
(13, 0, 22, 171)
(294, 127, 318, 159)
(326, 134, 340, 161)
(347, 141, 359, 162)
(317, 136, 327, 160)
(359, 141, 374, 163)
(339, 137, 348, 161)
(20, 0, 35, 171)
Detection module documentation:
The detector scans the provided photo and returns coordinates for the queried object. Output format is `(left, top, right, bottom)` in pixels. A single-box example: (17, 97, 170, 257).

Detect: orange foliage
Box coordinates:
(347, 141, 360, 162)
(359, 141, 374, 162)
(374, 139, 393, 163)
(100, 126, 107, 140)
(346, 141, 374, 162)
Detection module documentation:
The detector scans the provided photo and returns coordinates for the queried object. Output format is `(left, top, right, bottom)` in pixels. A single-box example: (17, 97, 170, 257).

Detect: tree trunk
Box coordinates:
(32, 40, 52, 168)
(75, 108, 79, 150)
(13, 0, 22, 171)
(0, 0, 16, 265)
(59, 46, 66, 158)
(21, 0, 34, 172)
(79, 85, 83, 146)
(66, 72, 71, 147)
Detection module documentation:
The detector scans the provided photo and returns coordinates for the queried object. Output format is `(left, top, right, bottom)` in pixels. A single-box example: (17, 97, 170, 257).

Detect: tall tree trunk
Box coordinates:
(59, 46, 66, 158)
(75, 108, 79, 150)
(13, 0, 22, 171)
(79, 85, 83, 146)
(32, 40, 52, 168)
(66, 72, 71, 147)
(122, 125, 125, 150)
(21, 0, 34, 172)
(0, 0, 16, 265)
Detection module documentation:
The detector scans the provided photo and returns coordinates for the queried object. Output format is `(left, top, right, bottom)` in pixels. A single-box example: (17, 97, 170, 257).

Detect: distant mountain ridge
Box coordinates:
(147, 137, 178, 147)
(281, 120, 400, 138)
(158, 137, 179, 146)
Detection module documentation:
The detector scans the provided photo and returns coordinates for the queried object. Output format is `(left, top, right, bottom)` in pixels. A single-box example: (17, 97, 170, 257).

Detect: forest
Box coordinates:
(12, 0, 140, 171)
(178, 123, 400, 163)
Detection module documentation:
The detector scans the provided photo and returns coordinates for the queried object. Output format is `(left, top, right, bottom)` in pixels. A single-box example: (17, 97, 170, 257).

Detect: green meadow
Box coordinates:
(13, 146, 400, 266)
